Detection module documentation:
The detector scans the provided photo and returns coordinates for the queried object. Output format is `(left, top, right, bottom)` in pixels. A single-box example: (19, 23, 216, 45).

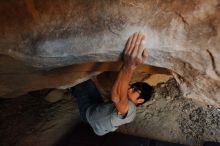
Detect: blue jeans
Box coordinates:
(70, 79, 104, 123)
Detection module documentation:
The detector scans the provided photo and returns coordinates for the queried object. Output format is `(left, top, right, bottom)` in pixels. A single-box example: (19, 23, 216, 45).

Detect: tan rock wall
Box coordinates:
(0, 0, 219, 106)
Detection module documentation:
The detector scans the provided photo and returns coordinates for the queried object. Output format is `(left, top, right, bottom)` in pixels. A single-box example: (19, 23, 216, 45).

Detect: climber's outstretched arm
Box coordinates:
(111, 32, 148, 114)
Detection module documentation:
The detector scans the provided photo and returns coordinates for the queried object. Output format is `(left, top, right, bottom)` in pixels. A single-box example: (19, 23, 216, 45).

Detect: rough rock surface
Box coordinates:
(0, 77, 219, 146)
(119, 79, 220, 146)
(0, 0, 220, 106)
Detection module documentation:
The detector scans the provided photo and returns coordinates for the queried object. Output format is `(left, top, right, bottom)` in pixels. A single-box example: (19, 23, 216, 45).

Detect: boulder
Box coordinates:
(0, 0, 219, 106)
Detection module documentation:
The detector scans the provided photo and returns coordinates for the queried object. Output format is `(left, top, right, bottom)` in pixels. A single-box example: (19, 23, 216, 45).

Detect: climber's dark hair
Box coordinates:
(130, 82, 154, 106)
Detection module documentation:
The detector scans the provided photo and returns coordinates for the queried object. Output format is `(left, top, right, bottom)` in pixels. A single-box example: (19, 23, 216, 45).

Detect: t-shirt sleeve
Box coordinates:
(111, 100, 136, 128)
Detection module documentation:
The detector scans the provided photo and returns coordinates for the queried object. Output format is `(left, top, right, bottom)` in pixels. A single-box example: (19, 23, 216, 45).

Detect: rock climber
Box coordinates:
(70, 32, 154, 136)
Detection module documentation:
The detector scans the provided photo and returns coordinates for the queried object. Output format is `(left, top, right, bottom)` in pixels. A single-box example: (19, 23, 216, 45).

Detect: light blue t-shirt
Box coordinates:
(86, 100, 136, 136)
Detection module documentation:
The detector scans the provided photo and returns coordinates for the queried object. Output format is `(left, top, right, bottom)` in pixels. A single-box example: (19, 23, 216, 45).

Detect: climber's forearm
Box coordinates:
(111, 64, 135, 114)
